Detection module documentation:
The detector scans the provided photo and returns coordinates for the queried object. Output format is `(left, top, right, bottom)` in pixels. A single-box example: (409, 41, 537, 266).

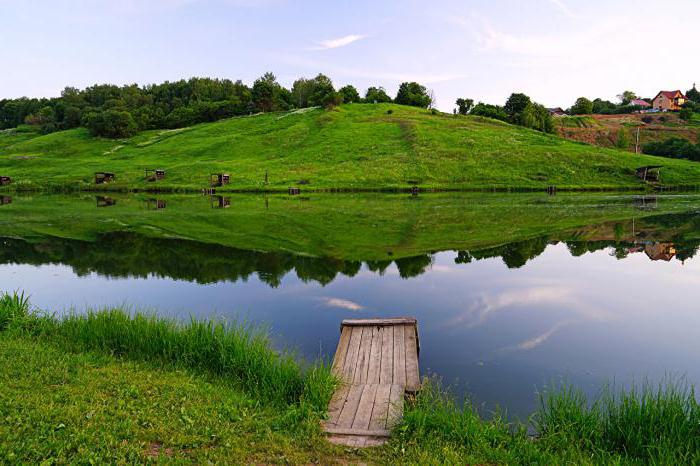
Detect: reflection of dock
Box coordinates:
(323, 318, 420, 447)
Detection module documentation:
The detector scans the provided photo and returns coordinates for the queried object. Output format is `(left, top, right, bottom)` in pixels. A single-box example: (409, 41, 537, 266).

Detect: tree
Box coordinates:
(617, 90, 637, 105)
(455, 98, 474, 115)
(291, 78, 313, 108)
(687, 84, 700, 104)
(83, 110, 138, 138)
(252, 72, 281, 112)
(364, 87, 392, 103)
(470, 103, 508, 121)
(338, 85, 360, 103)
(307, 74, 337, 108)
(570, 97, 593, 115)
(394, 82, 431, 108)
(504, 93, 532, 123)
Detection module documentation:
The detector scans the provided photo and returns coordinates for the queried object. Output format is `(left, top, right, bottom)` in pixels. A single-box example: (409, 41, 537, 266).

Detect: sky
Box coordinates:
(1, 0, 699, 111)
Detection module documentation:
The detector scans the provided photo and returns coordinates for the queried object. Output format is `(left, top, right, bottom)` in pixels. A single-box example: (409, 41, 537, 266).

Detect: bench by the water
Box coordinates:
(323, 317, 420, 447)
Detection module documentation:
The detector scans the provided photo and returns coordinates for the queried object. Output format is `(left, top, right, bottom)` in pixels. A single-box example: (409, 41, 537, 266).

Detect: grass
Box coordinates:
(3, 104, 700, 192)
(2, 291, 699, 464)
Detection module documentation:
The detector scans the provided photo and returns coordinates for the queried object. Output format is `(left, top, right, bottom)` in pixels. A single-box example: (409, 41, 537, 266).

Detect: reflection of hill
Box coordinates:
(1, 209, 699, 285)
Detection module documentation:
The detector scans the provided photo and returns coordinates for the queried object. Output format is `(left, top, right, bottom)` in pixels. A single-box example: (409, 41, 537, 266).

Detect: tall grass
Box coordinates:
(536, 380, 700, 463)
(0, 291, 335, 409)
(0, 290, 30, 330)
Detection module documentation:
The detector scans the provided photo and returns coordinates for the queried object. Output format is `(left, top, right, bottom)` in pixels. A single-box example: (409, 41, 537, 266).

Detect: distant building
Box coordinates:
(547, 107, 567, 116)
(652, 90, 687, 111)
(644, 243, 676, 262)
(629, 99, 651, 108)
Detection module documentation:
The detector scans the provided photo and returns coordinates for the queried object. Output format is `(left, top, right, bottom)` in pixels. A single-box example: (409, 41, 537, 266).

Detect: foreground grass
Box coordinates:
(3, 104, 700, 192)
(2, 292, 699, 464)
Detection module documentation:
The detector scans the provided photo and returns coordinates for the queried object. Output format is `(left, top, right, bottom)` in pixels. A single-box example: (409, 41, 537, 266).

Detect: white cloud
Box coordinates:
(319, 297, 365, 311)
(314, 34, 366, 50)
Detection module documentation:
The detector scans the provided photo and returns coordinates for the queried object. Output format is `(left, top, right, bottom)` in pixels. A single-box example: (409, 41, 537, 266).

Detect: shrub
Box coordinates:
(643, 137, 700, 161)
(82, 110, 138, 138)
(679, 107, 693, 121)
(386, 109, 393, 115)
(641, 115, 653, 124)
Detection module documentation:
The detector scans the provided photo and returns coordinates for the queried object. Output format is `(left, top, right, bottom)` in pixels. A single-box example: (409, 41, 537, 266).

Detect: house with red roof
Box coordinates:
(652, 90, 687, 111)
(629, 99, 651, 108)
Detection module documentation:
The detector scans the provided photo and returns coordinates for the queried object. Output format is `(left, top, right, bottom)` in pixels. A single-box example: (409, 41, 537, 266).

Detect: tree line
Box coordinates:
(0, 73, 435, 138)
(454, 93, 555, 134)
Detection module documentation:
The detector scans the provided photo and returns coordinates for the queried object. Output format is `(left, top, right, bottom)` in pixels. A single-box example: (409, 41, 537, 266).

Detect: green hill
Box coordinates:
(2, 103, 700, 191)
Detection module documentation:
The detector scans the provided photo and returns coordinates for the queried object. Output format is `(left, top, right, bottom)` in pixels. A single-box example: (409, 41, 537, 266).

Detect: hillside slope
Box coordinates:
(2, 104, 700, 191)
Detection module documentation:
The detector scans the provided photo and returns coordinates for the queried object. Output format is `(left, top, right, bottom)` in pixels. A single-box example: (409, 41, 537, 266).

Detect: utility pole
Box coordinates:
(635, 127, 640, 154)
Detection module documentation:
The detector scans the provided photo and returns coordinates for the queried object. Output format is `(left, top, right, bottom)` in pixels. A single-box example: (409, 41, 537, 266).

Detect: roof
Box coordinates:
(655, 90, 686, 100)
(629, 99, 651, 107)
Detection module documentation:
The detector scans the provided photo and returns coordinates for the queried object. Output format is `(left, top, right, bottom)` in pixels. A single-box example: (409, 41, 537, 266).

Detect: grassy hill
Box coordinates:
(2, 104, 700, 191)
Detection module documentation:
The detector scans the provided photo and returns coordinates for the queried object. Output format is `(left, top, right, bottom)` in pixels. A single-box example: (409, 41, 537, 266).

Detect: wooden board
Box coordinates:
(324, 318, 419, 447)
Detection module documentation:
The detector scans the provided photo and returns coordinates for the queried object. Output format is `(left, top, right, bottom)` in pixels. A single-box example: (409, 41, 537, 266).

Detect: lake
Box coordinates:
(1, 192, 700, 419)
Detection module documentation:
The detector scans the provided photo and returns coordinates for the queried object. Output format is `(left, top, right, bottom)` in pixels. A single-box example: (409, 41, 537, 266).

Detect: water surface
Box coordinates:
(1, 192, 699, 418)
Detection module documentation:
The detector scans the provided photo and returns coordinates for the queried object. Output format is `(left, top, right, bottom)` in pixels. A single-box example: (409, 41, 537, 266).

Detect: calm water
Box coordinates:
(1, 192, 700, 418)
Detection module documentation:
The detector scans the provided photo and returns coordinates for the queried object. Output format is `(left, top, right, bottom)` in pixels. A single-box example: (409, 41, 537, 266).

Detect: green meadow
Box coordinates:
(3, 104, 700, 192)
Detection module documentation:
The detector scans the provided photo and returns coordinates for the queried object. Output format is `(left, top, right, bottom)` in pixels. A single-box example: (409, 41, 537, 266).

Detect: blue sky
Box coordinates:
(2, 0, 699, 110)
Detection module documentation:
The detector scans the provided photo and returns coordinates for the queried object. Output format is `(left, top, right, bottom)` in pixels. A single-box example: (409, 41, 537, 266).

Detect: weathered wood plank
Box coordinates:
(393, 324, 406, 388)
(342, 326, 363, 382)
(367, 326, 382, 384)
(387, 384, 404, 428)
(404, 324, 420, 392)
(354, 326, 373, 384)
(352, 384, 378, 430)
(325, 384, 350, 426)
(343, 317, 417, 327)
(379, 325, 394, 385)
(331, 326, 352, 375)
(369, 384, 392, 431)
(336, 384, 364, 428)
(324, 427, 390, 437)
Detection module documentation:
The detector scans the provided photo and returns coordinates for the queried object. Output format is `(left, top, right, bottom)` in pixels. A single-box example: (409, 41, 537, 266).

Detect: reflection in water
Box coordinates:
(1, 211, 699, 286)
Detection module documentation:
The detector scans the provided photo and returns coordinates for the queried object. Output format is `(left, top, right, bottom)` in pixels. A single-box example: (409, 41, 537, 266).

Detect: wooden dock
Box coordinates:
(323, 317, 420, 447)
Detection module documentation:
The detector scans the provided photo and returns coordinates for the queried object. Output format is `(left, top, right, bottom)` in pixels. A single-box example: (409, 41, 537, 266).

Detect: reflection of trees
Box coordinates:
(2, 210, 700, 285)
(394, 255, 433, 278)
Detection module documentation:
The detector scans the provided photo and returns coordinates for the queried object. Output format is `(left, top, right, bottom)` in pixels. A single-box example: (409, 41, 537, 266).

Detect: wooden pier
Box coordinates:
(323, 317, 420, 447)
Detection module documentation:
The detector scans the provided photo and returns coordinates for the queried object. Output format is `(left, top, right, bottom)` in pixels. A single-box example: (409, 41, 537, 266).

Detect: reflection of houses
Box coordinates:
(644, 243, 676, 262)
(652, 90, 687, 111)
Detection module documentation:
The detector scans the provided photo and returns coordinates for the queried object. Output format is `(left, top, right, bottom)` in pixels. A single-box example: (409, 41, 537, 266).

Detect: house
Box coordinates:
(547, 107, 567, 116)
(652, 90, 687, 111)
(644, 243, 676, 262)
(629, 99, 651, 108)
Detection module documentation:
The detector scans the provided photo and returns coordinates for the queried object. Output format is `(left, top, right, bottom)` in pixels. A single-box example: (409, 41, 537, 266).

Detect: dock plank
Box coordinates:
(354, 326, 373, 384)
(387, 384, 404, 428)
(331, 325, 352, 374)
(404, 325, 420, 392)
(352, 384, 378, 430)
(367, 326, 382, 384)
(368, 384, 392, 430)
(336, 384, 364, 428)
(393, 324, 406, 388)
(341, 326, 363, 382)
(379, 325, 394, 385)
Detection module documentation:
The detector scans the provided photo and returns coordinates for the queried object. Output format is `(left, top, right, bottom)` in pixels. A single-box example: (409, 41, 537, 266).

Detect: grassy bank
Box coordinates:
(1, 292, 699, 464)
(3, 104, 700, 192)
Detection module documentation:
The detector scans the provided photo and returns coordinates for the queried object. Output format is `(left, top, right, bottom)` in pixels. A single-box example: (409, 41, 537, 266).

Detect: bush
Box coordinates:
(386, 109, 393, 115)
(643, 137, 700, 161)
(679, 107, 693, 121)
(82, 110, 138, 138)
(641, 115, 653, 124)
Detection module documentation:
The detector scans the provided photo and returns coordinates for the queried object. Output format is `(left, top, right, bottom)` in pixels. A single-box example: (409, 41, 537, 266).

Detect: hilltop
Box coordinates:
(2, 104, 700, 191)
